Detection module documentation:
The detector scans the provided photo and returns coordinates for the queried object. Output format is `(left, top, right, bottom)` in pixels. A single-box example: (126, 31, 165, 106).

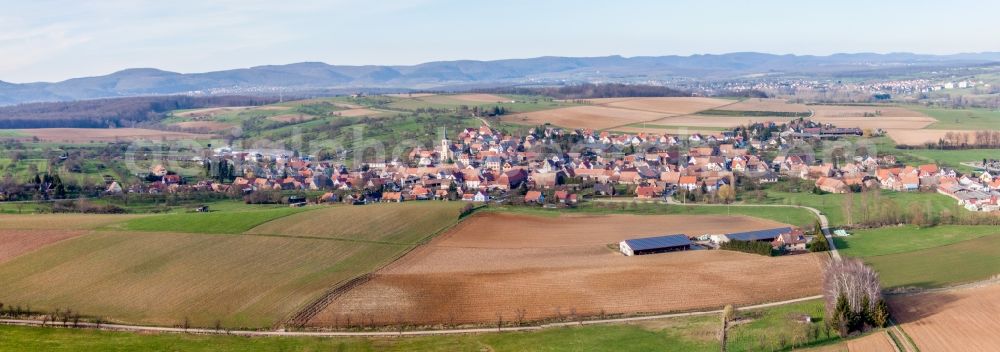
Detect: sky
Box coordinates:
(2, 0, 999, 83)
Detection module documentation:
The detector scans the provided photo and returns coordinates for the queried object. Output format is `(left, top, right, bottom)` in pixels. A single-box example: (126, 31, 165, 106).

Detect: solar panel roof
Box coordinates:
(725, 227, 792, 242)
(624, 234, 692, 251)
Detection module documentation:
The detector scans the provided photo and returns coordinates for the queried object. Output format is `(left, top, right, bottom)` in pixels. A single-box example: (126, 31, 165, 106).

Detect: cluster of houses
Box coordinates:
(104, 122, 999, 213)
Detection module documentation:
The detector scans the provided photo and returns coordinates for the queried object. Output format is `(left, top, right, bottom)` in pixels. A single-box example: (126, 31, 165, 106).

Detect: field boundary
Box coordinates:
(0, 295, 822, 337)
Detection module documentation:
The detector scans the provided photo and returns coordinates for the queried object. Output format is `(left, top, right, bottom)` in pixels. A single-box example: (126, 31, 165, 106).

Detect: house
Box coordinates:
(678, 176, 699, 191)
(635, 185, 660, 199)
(105, 181, 123, 194)
(524, 191, 545, 203)
(772, 231, 808, 251)
(382, 192, 403, 202)
(815, 177, 848, 194)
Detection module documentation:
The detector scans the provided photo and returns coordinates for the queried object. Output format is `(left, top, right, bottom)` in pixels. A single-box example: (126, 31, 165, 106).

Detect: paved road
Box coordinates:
(0, 295, 822, 337)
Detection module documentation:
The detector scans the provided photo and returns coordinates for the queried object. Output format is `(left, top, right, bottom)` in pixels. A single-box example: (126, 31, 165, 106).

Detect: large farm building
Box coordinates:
(711, 227, 793, 244)
(619, 234, 692, 256)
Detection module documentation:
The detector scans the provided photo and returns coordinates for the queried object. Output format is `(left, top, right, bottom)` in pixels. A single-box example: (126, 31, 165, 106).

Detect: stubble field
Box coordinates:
(310, 212, 825, 327)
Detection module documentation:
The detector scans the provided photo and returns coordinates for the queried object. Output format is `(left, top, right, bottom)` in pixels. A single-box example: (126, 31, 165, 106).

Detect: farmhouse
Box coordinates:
(619, 234, 692, 256)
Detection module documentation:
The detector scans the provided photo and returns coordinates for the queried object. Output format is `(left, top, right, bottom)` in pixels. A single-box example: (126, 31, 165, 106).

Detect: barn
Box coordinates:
(619, 234, 692, 256)
(713, 227, 792, 244)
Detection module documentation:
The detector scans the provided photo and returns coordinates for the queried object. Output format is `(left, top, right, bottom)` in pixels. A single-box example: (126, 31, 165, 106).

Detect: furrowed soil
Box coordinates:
(310, 212, 825, 327)
(890, 283, 1000, 352)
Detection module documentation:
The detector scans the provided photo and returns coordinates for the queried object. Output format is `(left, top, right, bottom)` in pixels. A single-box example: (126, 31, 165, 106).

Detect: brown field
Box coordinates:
(884, 129, 973, 145)
(310, 212, 825, 327)
(418, 93, 512, 104)
(715, 98, 811, 113)
(0, 230, 86, 264)
(333, 108, 382, 117)
(0, 213, 139, 230)
(175, 105, 289, 118)
(172, 121, 236, 131)
(614, 126, 727, 136)
(845, 331, 897, 352)
(268, 114, 316, 123)
(10, 128, 215, 142)
(648, 115, 798, 128)
(807, 105, 936, 130)
(589, 97, 734, 115)
(385, 93, 436, 98)
(505, 105, 669, 129)
(889, 283, 1000, 352)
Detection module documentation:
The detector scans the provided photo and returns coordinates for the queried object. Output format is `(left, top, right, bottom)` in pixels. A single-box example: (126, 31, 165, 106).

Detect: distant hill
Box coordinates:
(2, 52, 1000, 105)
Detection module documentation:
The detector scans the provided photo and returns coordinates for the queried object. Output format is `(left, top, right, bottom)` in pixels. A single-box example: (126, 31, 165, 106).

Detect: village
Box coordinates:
(112, 118, 1000, 216)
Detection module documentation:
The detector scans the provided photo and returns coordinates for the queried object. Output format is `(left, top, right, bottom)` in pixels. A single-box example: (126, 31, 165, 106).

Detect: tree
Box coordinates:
(810, 231, 830, 252)
(717, 184, 736, 204)
(871, 299, 890, 328)
(823, 259, 884, 336)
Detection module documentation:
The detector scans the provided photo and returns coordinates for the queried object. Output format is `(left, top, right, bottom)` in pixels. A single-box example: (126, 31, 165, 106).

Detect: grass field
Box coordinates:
(119, 207, 309, 234)
(246, 202, 464, 243)
(0, 314, 720, 352)
(864, 235, 1000, 288)
(750, 190, 963, 227)
(726, 299, 839, 352)
(912, 106, 1000, 130)
(834, 225, 1000, 257)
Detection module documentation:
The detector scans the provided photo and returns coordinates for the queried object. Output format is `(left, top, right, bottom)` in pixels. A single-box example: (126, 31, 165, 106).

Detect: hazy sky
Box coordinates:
(3, 0, 999, 83)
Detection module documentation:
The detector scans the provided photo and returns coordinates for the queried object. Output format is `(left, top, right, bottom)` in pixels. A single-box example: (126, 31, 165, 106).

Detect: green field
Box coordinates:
(119, 207, 310, 234)
(913, 106, 1000, 130)
(864, 235, 1000, 288)
(835, 225, 1000, 257)
(503, 201, 819, 229)
(750, 190, 963, 227)
(726, 299, 838, 352)
(247, 202, 464, 243)
(0, 314, 720, 352)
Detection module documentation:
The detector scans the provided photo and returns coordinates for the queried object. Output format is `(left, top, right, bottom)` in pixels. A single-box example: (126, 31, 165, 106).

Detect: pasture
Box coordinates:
(726, 299, 839, 352)
(864, 234, 1000, 288)
(834, 225, 1000, 258)
(311, 212, 825, 327)
(890, 283, 1000, 351)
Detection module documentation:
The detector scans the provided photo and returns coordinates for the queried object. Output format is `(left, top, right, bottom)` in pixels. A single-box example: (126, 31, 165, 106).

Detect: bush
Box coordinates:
(719, 240, 774, 256)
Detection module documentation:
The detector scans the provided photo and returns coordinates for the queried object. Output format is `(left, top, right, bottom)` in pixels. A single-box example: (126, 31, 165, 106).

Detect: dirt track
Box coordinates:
(310, 212, 825, 327)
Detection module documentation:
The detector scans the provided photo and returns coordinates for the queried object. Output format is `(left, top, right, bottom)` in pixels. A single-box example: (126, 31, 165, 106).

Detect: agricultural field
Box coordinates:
(310, 212, 825, 327)
(863, 235, 1000, 288)
(0, 202, 466, 329)
(725, 299, 840, 352)
(890, 283, 1000, 351)
(912, 105, 1000, 130)
(750, 189, 965, 228)
(0, 229, 87, 263)
(246, 202, 464, 243)
(0, 213, 141, 230)
(0, 231, 418, 328)
(834, 225, 1000, 258)
(0, 128, 216, 143)
(504, 97, 732, 130)
(714, 98, 810, 113)
(0, 313, 721, 352)
(119, 207, 309, 234)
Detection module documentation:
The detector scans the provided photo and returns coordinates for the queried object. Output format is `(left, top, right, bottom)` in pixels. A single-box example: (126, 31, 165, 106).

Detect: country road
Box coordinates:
(0, 295, 823, 337)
